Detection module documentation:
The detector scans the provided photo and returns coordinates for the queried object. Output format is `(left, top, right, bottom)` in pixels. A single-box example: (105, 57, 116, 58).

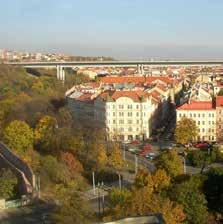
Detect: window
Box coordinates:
(113, 105, 115, 109)
(198, 113, 200, 118)
(113, 120, 116, 124)
(209, 113, 211, 117)
(209, 121, 211, 125)
(144, 112, 146, 116)
(113, 112, 115, 116)
(194, 113, 196, 117)
(136, 105, 139, 109)
(119, 112, 124, 117)
(119, 127, 124, 132)
(202, 128, 205, 132)
(128, 105, 132, 109)
(209, 128, 211, 132)
(198, 121, 200, 125)
(212, 121, 215, 125)
(128, 112, 132, 117)
(179, 113, 182, 117)
(202, 121, 205, 125)
(119, 120, 124, 124)
(137, 120, 140, 124)
(128, 127, 133, 132)
(128, 120, 132, 124)
(212, 129, 214, 133)
(212, 113, 215, 117)
(202, 114, 205, 118)
(136, 112, 139, 117)
(119, 105, 124, 109)
(190, 113, 192, 118)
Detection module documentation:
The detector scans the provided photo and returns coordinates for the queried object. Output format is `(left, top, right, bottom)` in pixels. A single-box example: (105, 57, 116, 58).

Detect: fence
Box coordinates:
(0, 195, 31, 209)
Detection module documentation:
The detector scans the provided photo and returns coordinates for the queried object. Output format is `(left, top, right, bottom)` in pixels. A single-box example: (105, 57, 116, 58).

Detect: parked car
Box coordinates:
(194, 142, 209, 149)
(131, 140, 141, 145)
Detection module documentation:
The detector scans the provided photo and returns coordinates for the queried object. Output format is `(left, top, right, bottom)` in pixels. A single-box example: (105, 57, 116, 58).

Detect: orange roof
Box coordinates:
(100, 76, 173, 85)
(150, 90, 161, 100)
(76, 93, 93, 103)
(98, 90, 150, 102)
(216, 96, 223, 107)
(177, 101, 214, 110)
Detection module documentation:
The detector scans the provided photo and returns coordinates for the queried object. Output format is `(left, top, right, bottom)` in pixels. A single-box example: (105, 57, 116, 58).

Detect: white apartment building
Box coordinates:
(176, 101, 216, 142)
(94, 91, 158, 141)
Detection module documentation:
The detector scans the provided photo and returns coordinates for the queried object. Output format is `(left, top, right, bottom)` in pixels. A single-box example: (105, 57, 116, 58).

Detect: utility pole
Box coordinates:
(135, 155, 138, 174)
(123, 144, 126, 161)
(118, 173, 122, 189)
(92, 172, 96, 195)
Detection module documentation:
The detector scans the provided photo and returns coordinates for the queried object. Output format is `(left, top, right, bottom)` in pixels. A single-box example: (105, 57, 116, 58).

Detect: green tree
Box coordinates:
(203, 168, 223, 214)
(3, 120, 34, 159)
(170, 176, 208, 224)
(155, 150, 183, 178)
(187, 150, 216, 173)
(0, 168, 18, 199)
(175, 117, 198, 145)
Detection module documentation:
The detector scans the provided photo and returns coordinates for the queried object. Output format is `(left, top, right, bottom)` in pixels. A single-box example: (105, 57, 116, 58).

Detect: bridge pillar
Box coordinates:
(56, 66, 65, 83)
(137, 64, 144, 75)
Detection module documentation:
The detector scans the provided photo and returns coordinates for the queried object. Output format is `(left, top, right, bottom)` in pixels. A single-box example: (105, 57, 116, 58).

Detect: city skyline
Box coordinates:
(1, 0, 223, 59)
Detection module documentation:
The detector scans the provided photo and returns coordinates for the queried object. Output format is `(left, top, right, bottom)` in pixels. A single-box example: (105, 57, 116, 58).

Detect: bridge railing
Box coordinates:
(0, 142, 35, 188)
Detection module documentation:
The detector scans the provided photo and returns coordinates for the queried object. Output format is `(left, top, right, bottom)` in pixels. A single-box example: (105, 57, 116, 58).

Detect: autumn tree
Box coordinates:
(34, 115, 57, 152)
(60, 152, 83, 177)
(155, 150, 183, 178)
(170, 176, 208, 224)
(108, 143, 124, 171)
(3, 120, 34, 159)
(52, 183, 92, 224)
(175, 117, 198, 145)
(0, 168, 18, 200)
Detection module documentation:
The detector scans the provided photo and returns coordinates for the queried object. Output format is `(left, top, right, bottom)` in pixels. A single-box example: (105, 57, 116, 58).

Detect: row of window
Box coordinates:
(108, 120, 141, 124)
(106, 112, 147, 117)
(107, 104, 147, 110)
(179, 113, 215, 118)
(198, 128, 215, 133)
(197, 121, 215, 125)
(113, 127, 140, 132)
(198, 136, 215, 141)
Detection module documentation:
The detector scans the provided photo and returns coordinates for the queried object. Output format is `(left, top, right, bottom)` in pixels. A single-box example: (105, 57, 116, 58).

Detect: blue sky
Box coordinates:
(1, 0, 223, 59)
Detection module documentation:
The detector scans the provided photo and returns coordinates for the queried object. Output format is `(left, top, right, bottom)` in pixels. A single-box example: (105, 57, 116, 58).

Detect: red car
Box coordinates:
(131, 140, 141, 145)
(195, 143, 209, 149)
(139, 144, 152, 156)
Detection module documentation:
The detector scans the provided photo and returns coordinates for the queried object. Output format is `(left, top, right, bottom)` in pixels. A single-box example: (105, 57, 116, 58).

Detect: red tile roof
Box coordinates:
(216, 96, 223, 107)
(98, 90, 150, 102)
(177, 101, 214, 110)
(100, 76, 174, 85)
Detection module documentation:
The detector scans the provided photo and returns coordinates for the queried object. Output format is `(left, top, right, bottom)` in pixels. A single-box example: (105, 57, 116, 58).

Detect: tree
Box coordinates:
(52, 184, 92, 224)
(60, 152, 83, 176)
(175, 117, 198, 145)
(0, 168, 18, 199)
(155, 150, 183, 178)
(170, 176, 208, 224)
(203, 168, 223, 214)
(34, 115, 57, 152)
(3, 120, 34, 159)
(187, 150, 216, 173)
(108, 143, 124, 171)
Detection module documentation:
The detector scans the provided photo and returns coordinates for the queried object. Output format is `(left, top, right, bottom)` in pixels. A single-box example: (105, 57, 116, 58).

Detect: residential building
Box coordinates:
(176, 101, 216, 142)
(67, 75, 183, 141)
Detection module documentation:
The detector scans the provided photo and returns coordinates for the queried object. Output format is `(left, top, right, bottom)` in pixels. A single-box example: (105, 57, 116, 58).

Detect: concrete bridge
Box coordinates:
(7, 60, 223, 81)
